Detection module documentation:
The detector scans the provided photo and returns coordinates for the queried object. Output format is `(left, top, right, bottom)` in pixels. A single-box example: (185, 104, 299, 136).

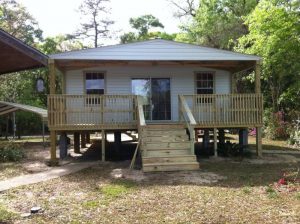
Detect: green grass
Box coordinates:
(242, 186, 252, 194)
(0, 204, 17, 222)
(265, 186, 279, 199)
(100, 179, 137, 199)
(82, 200, 100, 209)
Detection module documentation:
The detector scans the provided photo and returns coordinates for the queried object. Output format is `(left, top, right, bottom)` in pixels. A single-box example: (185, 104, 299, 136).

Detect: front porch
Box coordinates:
(48, 93, 263, 171)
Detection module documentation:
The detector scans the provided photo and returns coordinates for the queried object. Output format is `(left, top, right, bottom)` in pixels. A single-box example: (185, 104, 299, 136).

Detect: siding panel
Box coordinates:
(65, 66, 231, 121)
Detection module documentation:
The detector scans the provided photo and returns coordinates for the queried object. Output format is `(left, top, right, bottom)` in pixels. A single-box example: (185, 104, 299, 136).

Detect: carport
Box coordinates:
(0, 28, 48, 74)
(0, 28, 48, 141)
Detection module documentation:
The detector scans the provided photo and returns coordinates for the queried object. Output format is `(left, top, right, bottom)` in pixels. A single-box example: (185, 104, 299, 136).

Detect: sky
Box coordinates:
(20, 0, 182, 44)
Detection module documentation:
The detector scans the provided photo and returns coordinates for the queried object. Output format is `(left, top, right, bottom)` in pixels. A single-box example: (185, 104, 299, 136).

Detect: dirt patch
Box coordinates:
(0, 143, 50, 180)
(111, 168, 227, 184)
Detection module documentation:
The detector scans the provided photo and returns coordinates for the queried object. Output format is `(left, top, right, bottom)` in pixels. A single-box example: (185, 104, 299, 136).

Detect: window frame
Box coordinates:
(194, 71, 215, 95)
(84, 71, 106, 95)
(83, 71, 106, 106)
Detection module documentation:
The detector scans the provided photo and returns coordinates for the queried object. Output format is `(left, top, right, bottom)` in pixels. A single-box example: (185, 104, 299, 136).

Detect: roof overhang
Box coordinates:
(0, 29, 48, 75)
(54, 59, 256, 73)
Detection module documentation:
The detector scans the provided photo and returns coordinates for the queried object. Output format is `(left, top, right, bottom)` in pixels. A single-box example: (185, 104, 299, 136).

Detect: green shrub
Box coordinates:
(264, 108, 289, 140)
(0, 141, 25, 162)
(0, 204, 17, 222)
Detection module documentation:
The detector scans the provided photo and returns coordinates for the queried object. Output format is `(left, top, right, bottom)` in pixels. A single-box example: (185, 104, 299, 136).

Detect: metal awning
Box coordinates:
(0, 101, 47, 122)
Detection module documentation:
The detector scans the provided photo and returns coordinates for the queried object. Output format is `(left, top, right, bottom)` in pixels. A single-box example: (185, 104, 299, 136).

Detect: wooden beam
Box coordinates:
(101, 130, 105, 161)
(218, 129, 225, 145)
(213, 128, 218, 157)
(256, 127, 262, 157)
(255, 60, 261, 94)
(0, 107, 18, 116)
(81, 133, 86, 148)
(48, 59, 56, 94)
(74, 132, 80, 153)
(50, 131, 57, 163)
(55, 59, 254, 72)
(59, 132, 68, 159)
(86, 132, 90, 144)
(61, 71, 66, 94)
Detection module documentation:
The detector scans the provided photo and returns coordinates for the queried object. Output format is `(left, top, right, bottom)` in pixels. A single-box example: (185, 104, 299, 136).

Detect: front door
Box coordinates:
(132, 78, 171, 121)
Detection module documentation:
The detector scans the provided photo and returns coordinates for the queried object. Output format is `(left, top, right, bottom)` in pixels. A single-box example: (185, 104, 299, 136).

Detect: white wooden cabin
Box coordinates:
(47, 39, 263, 171)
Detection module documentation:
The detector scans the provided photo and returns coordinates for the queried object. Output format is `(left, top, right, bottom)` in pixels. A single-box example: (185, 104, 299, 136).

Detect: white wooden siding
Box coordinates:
(65, 66, 231, 121)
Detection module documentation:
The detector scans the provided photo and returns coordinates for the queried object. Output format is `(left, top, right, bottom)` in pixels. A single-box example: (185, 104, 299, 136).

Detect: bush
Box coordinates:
(287, 119, 300, 146)
(0, 142, 25, 162)
(264, 109, 289, 140)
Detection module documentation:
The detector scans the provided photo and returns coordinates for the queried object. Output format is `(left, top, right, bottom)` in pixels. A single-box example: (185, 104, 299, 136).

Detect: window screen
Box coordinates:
(195, 72, 214, 94)
(85, 72, 104, 94)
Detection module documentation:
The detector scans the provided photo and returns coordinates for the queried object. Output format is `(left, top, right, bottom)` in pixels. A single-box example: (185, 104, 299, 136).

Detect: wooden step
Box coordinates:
(143, 124, 185, 129)
(145, 149, 191, 157)
(141, 130, 187, 136)
(142, 142, 190, 150)
(143, 155, 197, 164)
(142, 135, 189, 143)
(143, 162, 200, 172)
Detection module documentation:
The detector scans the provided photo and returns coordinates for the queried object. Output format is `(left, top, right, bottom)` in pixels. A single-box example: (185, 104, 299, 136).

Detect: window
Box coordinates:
(195, 72, 214, 94)
(85, 72, 104, 94)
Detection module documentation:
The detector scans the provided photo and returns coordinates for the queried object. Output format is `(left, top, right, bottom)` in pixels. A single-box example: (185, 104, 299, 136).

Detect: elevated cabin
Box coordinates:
(48, 39, 263, 171)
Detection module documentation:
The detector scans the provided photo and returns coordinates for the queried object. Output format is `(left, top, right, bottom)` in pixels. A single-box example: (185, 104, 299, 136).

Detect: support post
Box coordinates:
(74, 132, 80, 153)
(12, 112, 16, 139)
(61, 71, 66, 94)
(42, 121, 45, 149)
(255, 60, 261, 94)
(48, 59, 56, 95)
(86, 132, 90, 144)
(81, 133, 86, 148)
(203, 129, 209, 149)
(218, 129, 225, 145)
(114, 131, 121, 154)
(239, 128, 248, 147)
(101, 130, 106, 161)
(48, 59, 57, 165)
(50, 131, 58, 164)
(255, 60, 262, 157)
(256, 127, 262, 157)
(5, 115, 9, 140)
(59, 132, 68, 159)
(190, 128, 195, 155)
(213, 128, 218, 157)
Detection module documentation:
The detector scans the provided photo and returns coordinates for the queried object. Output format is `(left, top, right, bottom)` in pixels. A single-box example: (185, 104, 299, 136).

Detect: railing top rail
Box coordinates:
(181, 93, 263, 97)
(48, 94, 138, 97)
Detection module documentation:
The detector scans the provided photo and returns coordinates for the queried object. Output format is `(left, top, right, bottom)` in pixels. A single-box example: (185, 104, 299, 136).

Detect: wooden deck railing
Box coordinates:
(48, 95, 138, 130)
(179, 95, 196, 154)
(181, 94, 263, 128)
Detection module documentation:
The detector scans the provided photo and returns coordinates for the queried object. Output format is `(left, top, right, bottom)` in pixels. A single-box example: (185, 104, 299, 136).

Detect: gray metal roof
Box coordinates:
(0, 101, 47, 122)
(49, 39, 260, 61)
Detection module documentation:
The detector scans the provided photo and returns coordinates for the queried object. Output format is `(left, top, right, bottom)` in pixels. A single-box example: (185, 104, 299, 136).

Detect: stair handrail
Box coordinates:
(137, 96, 146, 127)
(136, 95, 146, 156)
(179, 95, 196, 154)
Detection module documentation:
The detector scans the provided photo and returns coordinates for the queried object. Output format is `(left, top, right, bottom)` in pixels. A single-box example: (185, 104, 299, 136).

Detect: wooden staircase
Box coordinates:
(140, 124, 199, 172)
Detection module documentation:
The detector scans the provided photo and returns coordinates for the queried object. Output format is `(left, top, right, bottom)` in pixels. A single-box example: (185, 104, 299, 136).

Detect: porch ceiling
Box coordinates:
(55, 59, 256, 73)
(0, 29, 48, 75)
